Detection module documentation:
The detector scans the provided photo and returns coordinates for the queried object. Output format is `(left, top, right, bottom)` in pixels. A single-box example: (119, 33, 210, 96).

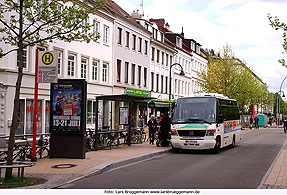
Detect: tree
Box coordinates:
(0, 0, 107, 181)
(197, 44, 272, 113)
(268, 14, 287, 67)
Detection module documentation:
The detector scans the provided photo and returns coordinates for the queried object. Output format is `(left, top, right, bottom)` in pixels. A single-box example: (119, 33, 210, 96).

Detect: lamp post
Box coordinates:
(277, 90, 285, 127)
(277, 75, 287, 127)
(169, 63, 185, 116)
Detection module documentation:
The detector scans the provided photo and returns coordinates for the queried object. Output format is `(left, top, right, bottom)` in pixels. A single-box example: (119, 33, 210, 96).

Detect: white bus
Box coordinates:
(170, 93, 241, 153)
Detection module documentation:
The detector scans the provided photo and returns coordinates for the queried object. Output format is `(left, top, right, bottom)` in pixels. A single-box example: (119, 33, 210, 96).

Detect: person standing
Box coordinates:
(249, 117, 253, 129)
(159, 114, 171, 147)
(283, 119, 287, 133)
(254, 116, 259, 129)
(147, 115, 158, 145)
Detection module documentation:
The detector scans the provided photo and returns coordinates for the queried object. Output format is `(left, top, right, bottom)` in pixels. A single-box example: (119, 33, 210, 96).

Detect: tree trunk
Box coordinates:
(5, 0, 24, 181)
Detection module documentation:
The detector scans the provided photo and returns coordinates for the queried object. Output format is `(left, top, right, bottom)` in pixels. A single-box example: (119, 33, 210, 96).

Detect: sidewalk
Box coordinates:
(2, 127, 287, 189)
(18, 142, 170, 189)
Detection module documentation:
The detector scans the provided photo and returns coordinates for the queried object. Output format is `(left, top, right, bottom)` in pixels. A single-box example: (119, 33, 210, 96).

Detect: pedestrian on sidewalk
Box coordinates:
(147, 115, 158, 145)
(254, 116, 259, 129)
(249, 117, 253, 129)
(283, 119, 287, 133)
(158, 113, 171, 147)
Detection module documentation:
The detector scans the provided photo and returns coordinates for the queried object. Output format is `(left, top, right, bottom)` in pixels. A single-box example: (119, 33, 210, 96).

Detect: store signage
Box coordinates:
(38, 51, 58, 83)
(126, 88, 149, 97)
(50, 79, 87, 135)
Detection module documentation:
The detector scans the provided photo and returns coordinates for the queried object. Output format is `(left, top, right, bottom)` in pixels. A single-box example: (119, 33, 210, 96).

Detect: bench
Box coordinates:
(0, 161, 36, 182)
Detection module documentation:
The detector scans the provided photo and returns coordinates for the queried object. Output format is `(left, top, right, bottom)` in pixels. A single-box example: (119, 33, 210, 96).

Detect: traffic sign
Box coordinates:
(38, 51, 58, 83)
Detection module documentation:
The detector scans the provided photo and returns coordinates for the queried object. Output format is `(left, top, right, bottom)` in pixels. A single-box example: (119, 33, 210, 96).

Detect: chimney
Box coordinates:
(180, 27, 184, 37)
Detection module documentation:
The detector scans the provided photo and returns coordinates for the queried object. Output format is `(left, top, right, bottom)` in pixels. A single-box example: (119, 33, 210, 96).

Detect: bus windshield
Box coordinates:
(172, 97, 216, 124)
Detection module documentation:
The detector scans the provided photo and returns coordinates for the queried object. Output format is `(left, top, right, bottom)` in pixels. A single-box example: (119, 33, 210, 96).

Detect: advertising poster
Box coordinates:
(50, 79, 86, 134)
(119, 107, 128, 125)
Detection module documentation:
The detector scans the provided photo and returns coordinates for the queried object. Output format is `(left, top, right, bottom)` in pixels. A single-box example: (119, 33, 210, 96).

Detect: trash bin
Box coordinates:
(257, 114, 267, 128)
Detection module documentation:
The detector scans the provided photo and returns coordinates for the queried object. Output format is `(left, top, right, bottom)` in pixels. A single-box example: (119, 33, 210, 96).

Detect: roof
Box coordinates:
(104, 0, 150, 34)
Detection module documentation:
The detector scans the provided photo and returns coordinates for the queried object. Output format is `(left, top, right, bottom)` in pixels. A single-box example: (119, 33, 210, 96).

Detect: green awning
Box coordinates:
(155, 102, 170, 108)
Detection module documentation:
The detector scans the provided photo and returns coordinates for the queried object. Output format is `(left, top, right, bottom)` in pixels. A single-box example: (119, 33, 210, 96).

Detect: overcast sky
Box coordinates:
(114, 0, 287, 94)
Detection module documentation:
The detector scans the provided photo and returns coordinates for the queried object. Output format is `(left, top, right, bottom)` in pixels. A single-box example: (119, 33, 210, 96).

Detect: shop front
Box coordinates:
(94, 94, 153, 150)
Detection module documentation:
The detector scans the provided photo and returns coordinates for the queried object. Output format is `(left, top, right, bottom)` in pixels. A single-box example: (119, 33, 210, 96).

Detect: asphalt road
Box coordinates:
(62, 128, 287, 189)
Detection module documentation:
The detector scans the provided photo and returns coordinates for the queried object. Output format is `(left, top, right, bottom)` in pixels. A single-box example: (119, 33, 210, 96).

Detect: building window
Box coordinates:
(82, 18, 88, 33)
(151, 72, 154, 91)
(151, 47, 155, 61)
(125, 31, 130, 48)
(92, 60, 98, 81)
(103, 25, 109, 44)
(117, 27, 122, 45)
(93, 20, 100, 36)
(68, 54, 75, 77)
(55, 50, 63, 75)
(157, 49, 160, 63)
(170, 56, 173, 65)
(166, 54, 169, 66)
(116, 59, 121, 82)
(17, 46, 28, 69)
(81, 58, 87, 79)
(131, 64, 135, 84)
(161, 75, 164, 93)
(176, 36, 182, 48)
(138, 37, 142, 53)
(132, 34, 136, 50)
(125, 61, 129, 83)
(144, 40, 148, 55)
(165, 76, 168, 94)
(144, 67, 147, 87)
(156, 74, 159, 92)
(138, 65, 141, 86)
(162, 52, 164, 65)
(175, 79, 177, 94)
(102, 63, 108, 82)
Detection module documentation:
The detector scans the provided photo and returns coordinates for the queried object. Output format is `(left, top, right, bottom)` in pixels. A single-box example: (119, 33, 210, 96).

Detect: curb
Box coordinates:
(53, 148, 170, 188)
(257, 135, 287, 189)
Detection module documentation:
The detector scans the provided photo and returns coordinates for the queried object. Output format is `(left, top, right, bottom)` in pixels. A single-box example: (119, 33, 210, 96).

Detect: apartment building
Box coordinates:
(0, 4, 115, 135)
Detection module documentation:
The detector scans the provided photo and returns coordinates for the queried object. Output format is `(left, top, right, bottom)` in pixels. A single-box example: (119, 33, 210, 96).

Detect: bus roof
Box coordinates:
(189, 93, 237, 101)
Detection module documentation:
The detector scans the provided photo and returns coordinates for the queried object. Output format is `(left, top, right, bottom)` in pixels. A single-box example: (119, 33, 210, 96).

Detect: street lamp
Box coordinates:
(277, 90, 285, 127)
(277, 75, 287, 127)
(169, 63, 185, 115)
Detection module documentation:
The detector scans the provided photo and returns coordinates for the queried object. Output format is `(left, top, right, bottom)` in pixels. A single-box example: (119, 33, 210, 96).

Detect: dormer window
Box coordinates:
(196, 45, 200, 54)
(176, 36, 182, 48)
(160, 32, 164, 42)
(191, 42, 195, 51)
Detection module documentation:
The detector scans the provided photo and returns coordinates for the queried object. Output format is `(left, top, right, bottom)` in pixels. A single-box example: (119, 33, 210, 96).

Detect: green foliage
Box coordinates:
(0, 0, 108, 58)
(268, 14, 287, 67)
(197, 44, 271, 112)
(0, 176, 47, 188)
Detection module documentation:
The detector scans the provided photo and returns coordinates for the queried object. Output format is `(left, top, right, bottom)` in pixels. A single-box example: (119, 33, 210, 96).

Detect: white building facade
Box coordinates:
(0, 7, 115, 135)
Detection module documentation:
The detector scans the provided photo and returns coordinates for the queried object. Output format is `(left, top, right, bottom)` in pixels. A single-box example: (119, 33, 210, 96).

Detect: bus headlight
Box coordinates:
(170, 129, 178, 136)
(206, 129, 216, 136)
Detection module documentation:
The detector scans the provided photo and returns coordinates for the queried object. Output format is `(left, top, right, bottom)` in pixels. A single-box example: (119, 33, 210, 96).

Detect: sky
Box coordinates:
(113, 0, 287, 94)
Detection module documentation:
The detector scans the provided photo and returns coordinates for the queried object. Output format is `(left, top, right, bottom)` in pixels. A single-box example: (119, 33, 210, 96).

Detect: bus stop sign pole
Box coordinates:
(31, 49, 39, 162)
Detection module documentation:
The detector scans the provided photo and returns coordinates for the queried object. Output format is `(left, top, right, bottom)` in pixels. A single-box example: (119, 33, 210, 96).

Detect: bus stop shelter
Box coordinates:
(94, 94, 154, 150)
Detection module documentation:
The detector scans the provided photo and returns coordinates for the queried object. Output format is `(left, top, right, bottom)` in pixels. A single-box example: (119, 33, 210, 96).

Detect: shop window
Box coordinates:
(26, 100, 42, 135)
(45, 101, 50, 133)
(15, 99, 25, 135)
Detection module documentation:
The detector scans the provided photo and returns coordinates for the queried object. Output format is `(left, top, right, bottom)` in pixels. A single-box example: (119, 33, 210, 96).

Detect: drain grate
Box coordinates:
(51, 164, 77, 169)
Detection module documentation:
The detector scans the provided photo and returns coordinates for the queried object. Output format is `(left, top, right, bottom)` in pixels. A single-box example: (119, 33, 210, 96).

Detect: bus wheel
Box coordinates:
(231, 135, 236, 148)
(213, 136, 221, 154)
